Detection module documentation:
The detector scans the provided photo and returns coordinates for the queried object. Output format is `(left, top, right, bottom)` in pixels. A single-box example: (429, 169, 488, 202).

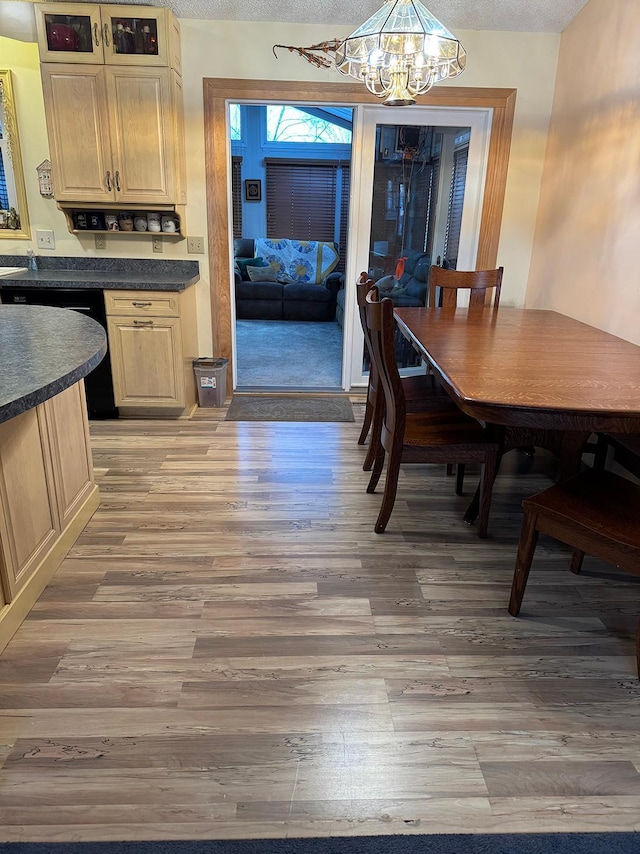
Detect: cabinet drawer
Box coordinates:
(105, 290, 180, 317)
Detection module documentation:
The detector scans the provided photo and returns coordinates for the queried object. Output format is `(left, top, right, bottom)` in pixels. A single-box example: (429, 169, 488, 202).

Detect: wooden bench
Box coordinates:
(508, 469, 640, 678)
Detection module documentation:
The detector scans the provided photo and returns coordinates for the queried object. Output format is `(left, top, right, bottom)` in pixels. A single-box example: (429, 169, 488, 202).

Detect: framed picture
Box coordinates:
(244, 179, 261, 202)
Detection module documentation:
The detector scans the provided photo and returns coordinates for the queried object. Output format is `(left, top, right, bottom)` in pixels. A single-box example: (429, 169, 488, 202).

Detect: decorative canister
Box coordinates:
(105, 214, 119, 231)
(88, 211, 106, 230)
(118, 212, 134, 231)
(161, 215, 177, 233)
(147, 212, 161, 232)
(134, 214, 148, 232)
(73, 211, 89, 230)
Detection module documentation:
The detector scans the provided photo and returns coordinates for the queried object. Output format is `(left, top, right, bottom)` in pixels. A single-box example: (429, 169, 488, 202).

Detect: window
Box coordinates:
(229, 103, 241, 141)
(266, 106, 352, 144)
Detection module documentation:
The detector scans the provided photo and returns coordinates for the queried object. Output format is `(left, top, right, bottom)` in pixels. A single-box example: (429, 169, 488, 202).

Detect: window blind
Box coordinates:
(443, 146, 468, 269)
(231, 156, 242, 241)
(265, 159, 344, 245)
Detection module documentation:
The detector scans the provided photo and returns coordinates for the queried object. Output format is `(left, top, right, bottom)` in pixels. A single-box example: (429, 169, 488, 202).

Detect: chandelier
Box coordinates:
(335, 0, 466, 105)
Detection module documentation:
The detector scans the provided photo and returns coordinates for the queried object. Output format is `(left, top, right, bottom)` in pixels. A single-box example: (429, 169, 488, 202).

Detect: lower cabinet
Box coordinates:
(0, 407, 59, 598)
(105, 288, 197, 416)
(0, 381, 99, 652)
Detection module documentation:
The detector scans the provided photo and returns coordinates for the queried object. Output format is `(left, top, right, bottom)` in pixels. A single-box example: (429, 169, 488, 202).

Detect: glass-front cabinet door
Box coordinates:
(35, 4, 176, 69)
(36, 3, 103, 64)
(100, 5, 172, 68)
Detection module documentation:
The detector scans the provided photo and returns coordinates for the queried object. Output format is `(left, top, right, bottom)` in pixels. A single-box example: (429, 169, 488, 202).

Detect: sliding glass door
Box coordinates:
(344, 105, 492, 389)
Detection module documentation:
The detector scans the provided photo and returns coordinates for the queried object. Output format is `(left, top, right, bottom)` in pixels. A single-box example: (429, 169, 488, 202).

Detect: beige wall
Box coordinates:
(526, 0, 640, 345)
(2, 17, 561, 354)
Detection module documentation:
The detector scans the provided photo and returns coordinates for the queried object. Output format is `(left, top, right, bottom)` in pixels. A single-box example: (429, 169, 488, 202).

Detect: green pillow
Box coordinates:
(237, 256, 266, 278)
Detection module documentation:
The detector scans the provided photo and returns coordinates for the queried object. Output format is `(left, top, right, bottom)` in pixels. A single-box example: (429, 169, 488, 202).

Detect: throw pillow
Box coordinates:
(376, 275, 397, 293)
(237, 256, 266, 278)
(247, 265, 279, 283)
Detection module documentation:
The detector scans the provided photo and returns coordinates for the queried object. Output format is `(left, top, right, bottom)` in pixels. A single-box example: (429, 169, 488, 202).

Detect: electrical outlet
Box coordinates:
(152, 236, 163, 253)
(95, 234, 106, 250)
(187, 236, 205, 254)
(36, 229, 56, 250)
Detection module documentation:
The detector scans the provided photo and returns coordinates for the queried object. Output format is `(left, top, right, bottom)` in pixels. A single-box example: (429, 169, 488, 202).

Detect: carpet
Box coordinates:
(235, 320, 343, 388)
(2, 834, 639, 854)
(225, 395, 354, 422)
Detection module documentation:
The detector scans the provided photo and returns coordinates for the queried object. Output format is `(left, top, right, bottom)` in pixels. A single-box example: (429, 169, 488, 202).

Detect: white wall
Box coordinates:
(527, 0, 640, 345)
(2, 17, 561, 354)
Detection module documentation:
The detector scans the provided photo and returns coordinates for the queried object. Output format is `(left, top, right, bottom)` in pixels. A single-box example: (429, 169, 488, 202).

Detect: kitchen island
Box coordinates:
(0, 305, 106, 652)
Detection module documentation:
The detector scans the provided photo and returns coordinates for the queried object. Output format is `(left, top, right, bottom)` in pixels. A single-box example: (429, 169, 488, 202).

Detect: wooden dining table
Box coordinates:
(393, 307, 640, 480)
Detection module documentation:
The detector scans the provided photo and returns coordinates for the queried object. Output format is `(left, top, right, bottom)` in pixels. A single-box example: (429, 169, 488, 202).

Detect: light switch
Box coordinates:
(36, 229, 56, 250)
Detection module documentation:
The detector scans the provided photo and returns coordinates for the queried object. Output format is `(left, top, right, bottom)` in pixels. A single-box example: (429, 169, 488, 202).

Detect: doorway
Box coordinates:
(345, 105, 493, 389)
(230, 103, 351, 391)
(203, 79, 515, 390)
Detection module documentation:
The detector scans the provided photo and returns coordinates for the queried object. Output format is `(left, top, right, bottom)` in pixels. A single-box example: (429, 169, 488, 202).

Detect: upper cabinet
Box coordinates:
(37, 3, 186, 207)
(35, 3, 182, 74)
(41, 65, 186, 205)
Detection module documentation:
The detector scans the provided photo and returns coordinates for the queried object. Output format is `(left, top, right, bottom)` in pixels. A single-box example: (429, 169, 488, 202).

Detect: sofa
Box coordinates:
(234, 238, 344, 322)
(336, 250, 431, 326)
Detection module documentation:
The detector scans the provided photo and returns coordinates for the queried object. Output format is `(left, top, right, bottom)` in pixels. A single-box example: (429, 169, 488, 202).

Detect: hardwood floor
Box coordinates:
(1, 403, 640, 841)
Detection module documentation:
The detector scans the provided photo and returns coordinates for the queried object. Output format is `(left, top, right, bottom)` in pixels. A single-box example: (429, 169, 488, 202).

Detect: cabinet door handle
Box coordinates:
(115, 170, 121, 192)
(93, 22, 100, 46)
(132, 301, 152, 307)
(102, 22, 111, 47)
(105, 170, 112, 192)
(133, 320, 154, 327)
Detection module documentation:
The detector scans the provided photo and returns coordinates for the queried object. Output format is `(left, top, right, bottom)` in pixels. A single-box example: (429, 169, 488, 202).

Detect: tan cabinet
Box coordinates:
(105, 289, 197, 416)
(41, 383, 94, 530)
(0, 408, 59, 598)
(41, 64, 185, 205)
(35, 3, 181, 71)
(0, 380, 99, 653)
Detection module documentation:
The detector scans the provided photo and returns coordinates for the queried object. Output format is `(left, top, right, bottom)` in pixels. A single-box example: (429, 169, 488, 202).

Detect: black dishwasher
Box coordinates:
(1, 287, 119, 419)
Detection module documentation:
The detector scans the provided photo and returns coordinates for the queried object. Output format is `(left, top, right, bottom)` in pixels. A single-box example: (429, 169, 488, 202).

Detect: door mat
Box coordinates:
(225, 395, 354, 422)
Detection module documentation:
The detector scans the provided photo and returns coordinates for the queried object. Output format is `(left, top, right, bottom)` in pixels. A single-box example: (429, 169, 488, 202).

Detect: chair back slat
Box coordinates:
(429, 266, 503, 309)
(365, 287, 406, 453)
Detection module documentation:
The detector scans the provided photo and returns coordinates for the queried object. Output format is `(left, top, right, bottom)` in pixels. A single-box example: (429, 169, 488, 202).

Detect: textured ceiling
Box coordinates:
(51, 0, 590, 32)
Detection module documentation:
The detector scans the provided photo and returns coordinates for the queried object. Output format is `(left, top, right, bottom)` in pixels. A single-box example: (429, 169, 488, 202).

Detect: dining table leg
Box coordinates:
(463, 424, 506, 527)
(558, 430, 591, 480)
(464, 428, 592, 526)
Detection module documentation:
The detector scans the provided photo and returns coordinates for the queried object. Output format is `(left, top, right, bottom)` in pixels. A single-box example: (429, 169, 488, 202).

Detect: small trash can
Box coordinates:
(193, 357, 228, 407)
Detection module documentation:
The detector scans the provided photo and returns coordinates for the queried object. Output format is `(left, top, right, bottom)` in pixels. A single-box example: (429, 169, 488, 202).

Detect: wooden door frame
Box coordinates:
(203, 78, 516, 375)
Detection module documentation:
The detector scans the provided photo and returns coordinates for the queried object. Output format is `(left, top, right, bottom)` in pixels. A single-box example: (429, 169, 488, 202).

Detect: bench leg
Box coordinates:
(637, 620, 640, 681)
(508, 509, 539, 616)
(455, 464, 466, 496)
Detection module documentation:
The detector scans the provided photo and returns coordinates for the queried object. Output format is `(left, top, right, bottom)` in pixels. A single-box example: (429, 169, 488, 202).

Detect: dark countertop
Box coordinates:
(0, 256, 200, 291)
(0, 305, 107, 425)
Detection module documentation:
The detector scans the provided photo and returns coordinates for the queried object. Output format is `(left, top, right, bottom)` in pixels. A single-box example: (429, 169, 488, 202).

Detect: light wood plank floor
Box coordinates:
(1, 403, 640, 841)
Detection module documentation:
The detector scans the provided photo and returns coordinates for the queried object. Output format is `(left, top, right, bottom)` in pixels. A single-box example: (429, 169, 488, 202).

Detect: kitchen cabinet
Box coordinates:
(41, 64, 186, 205)
(105, 289, 197, 416)
(0, 381, 95, 618)
(0, 407, 59, 599)
(35, 3, 181, 73)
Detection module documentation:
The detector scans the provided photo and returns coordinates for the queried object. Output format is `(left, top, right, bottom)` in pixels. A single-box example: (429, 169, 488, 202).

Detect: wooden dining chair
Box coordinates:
(427, 265, 503, 490)
(356, 272, 450, 472)
(429, 265, 503, 309)
(508, 469, 640, 678)
(365, 287, 500, 536)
